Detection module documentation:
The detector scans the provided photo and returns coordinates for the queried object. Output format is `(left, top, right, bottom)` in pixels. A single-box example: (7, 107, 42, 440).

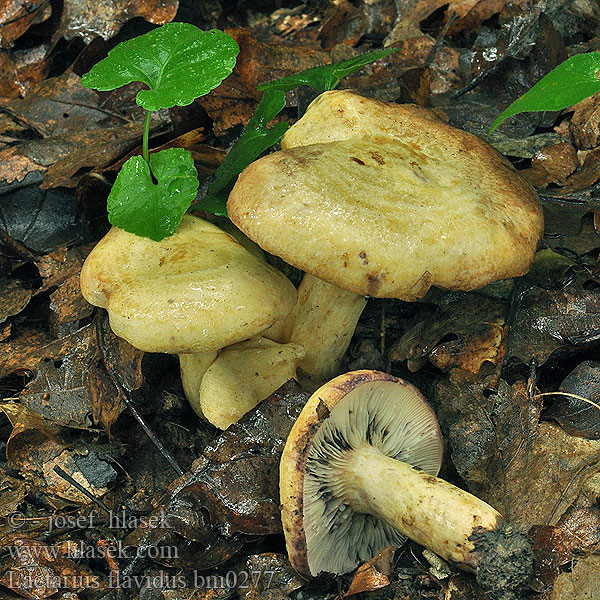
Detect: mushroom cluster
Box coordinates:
(280, 370, 533, 599)
(228, 90, 544, 387)
(80, 214, 301, 428)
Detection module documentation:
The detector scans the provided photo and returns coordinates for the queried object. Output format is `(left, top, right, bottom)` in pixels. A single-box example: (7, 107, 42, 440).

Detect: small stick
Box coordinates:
(121, 394, 184, 476)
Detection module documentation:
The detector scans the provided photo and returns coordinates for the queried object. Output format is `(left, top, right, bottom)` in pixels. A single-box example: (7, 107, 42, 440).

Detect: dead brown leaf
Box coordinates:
(0, 46, 51, 99)
(521, 143, 578, 188)
(436, 375, 600, 530)
(58, 0, 178, 43)
(529, 525, 577, 593)
(570, 91, 600, 150)
(227, 27, 330, 94)
(386, 0, 486, 42)
(239, 553, 303, 600)
(0, 121, 147, 188)
(550, 554, 600, 600)
(0, 0, 52, 48)
(562, 147, 600, 192)
(18, 325, 96, 429)
(0, 538, 99, 598)
(0, 71, 124, 137)
(170, 380, 308, 536)
(198, 72, 262, 136)
(0, 277, 31, 325)
(390, 292, 505, 374)
(345, 546, 393, 597)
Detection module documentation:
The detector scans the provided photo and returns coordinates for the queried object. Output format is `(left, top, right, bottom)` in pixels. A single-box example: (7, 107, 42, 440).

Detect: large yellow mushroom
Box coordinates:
(228, 90, 544, 387)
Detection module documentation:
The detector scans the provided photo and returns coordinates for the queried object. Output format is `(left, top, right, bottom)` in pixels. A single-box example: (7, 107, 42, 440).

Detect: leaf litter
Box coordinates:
(1, 1, 600, 599)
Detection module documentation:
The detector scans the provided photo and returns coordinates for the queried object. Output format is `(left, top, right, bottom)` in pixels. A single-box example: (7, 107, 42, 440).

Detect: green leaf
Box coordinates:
(107, 148, 199, 241)
(257, 48, 398, 93)
(490, 52, 600, 133)
(81, 23, 239, 111)
(198, 90, 289, 216)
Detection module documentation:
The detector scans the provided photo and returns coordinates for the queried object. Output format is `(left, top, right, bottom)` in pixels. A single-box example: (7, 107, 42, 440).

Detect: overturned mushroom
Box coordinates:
(228, 90, 544, 386)
(80, 214, 298, 425)
(280, 370, 533, 600)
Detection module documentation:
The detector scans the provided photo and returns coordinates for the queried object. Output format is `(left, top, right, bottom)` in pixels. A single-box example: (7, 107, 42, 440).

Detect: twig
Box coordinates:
(121, 393, 184, 476)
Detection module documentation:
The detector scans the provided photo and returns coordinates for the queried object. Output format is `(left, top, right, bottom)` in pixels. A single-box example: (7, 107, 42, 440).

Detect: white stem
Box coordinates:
(280, 274, 367, 389)
(343, 445, 501, 569)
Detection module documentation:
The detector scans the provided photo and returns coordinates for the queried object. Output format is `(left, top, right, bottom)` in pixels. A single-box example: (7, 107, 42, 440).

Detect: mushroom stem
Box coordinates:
(341, 444, 499, 570)
(279, 274, 367, 389)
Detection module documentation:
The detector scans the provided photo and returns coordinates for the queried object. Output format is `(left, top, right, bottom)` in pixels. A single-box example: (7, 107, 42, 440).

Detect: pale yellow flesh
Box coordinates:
(199, 336, 305, 429)
(178, 351, 218, 419)
(80, 215, 297, 353)
(279, 274, 366, 389)
(341, 445, 500, 569)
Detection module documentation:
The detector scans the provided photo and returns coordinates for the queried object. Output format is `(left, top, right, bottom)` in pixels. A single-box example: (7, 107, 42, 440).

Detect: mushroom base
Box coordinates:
(471, 524, 533, 600)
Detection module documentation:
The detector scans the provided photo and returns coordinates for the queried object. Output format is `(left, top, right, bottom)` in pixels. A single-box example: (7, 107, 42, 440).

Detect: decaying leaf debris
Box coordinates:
(2, 1, 600, 599)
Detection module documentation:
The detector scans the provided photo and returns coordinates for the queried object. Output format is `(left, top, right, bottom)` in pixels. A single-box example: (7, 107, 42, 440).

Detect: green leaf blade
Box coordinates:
(256, 48, 398, 93)
(82, 23, 239, 111)
(490, 52, 600, 132)
(198, 90, 289, 215)
(108, 149, 199, 241)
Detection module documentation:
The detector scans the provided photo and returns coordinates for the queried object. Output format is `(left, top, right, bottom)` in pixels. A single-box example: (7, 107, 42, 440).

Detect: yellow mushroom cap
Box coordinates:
(80, 215, 297, 353)
(228, 91, 543, 300)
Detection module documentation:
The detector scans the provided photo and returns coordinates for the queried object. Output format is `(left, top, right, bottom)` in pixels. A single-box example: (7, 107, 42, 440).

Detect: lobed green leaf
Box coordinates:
(107, 148, 199, 241)
(81, 23, 239, 111)
(257, 48, 398, 93)
(490, 52, 600, 133)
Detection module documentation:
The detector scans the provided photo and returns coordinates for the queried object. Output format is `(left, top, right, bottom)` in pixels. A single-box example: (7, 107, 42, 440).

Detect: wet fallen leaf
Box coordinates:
(18, 325, 96, 429)
(0, 475, 29, 517)
(0, 277, 31, 325)
(227, 28, 329, 95)
(521, 142, 578, 188)
(95, 312, 143, 394)
(318, 0, 369, 49)
(562, 147, 600, 192)
(390, 292, 505, 374)
(0, 0, 52, 48)
(550, 554, 600, 600)
(0, 71, 125, 137)
(0, 186, 85, 252)
(239, 553, 303, 600)
(570, 90, 600, 150)
(58, 0, 178, 43)
(195, 72, 257, 135)
(436, 374, 600, 530)
(0, 538, 98, 598)
(344, 546, 393, 596)
(529, 525, 577, 593)
(0, 46, 51, 98)
(386, 0, 484, 41)
(508, 270, 600, 366)
(545, 361, 600, 439)
(170, 380, 308, 536)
